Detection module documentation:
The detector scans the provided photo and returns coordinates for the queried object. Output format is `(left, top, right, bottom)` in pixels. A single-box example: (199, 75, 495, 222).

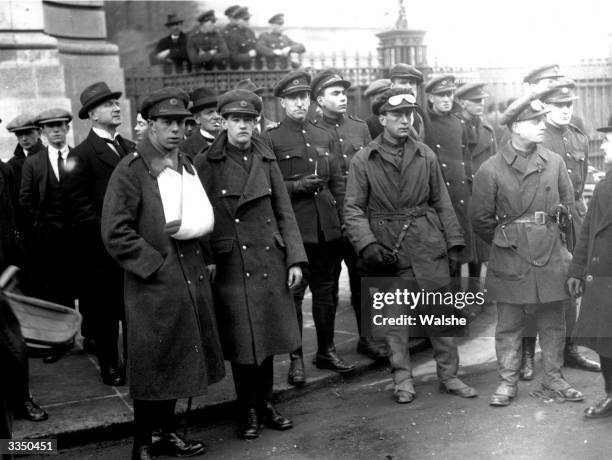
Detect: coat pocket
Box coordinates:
(488, 226, 529, 280)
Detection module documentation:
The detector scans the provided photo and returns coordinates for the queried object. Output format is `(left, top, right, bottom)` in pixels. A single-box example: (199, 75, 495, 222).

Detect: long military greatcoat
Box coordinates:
(196, 133, 307, 365)
(344, 135, 465, 290)
(471, 141, 575, 304)
(101, 136, 225, 400)
(568, 171, 612, 357)
(425, 106, 473, 264)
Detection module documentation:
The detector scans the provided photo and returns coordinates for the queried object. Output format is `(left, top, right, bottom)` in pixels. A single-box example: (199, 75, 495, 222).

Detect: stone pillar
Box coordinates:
(0, 0, 72, 159)
(42, 0, 130, 144)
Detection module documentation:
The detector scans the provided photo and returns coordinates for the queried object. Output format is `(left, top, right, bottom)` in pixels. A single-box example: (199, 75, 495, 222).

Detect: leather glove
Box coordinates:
(293, 174, 324, 195)
(361, 243, 388, 268)
(566, 277, 583, 298)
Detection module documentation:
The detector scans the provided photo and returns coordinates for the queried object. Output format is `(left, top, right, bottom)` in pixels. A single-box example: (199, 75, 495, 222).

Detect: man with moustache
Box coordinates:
(20, 109, 77, 317)
(180, 86, 220, 159)
(64, 81, 135, 387)
(424, 75, 473, 286)
(263, 71, 353, 384)
(472, 93, 583, 407)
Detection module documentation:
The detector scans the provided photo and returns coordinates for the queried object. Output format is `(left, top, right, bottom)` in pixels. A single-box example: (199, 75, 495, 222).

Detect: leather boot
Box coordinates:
(519, 337, 536, 381)
(259, 400, 293, 430)
(237, 407, 260, 440)
(564, 340, 601, 372)
(356, 337, 388, 360)
(287, 350, 306, 386)
(313, 346, 356, 373)
(312, 296, 355, 372)
(585, 394, 612, 418)
(152, 431, 207, 457)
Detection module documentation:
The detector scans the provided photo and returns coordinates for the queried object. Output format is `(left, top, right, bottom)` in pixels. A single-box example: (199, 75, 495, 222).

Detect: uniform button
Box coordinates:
(586, 274, 594, 282)
(593, 257, 600, 262)
(266, 218, 272, 224)
(301, 129, 306, 134)
(459, 200, 464, 204)
(235, 218, 240, 223)
(343, 154, 348, 158)
(246, 272, 251, 278)
(566, 153, 571, 158)
(268, 188, 272, 192)
(436, 144, 441, 149)
(563, 137, 568, 142)
(243, 156, 248, 161)
(309, 158, 313, 162)
(195, 249, 200, 255)
(221, 189, 227, 194)
(263, 273, 268, 279)
(446, 181, 450, 186)
(179, 253, 184, 258)
(265, 246, 270, 251)
(199, 274, 204, 281)
(339, 138, 344, 142)
(461, 181, 465, 184)
(187, 280, 192, 285)
(325, 152, 329, 156)
(335, 123, 340, 127)
(442, 163, 447, 167)
(306, 142, 311, 147)
(242, 245, 247, 250)
(568, 168, 572, 173)
(461, 161, 465, 166)
(285, 155, 290, 159)
(314, 191, 318, 195)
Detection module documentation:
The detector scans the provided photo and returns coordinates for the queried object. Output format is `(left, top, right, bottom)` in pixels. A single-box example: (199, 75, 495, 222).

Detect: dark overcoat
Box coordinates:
(64, 130, 135, 318)
(344, 135, 465, 290)
(0, 162, 21, 270)
(262, 116, 344, 244)
(425, 106, 473, 263)
(101, 136, 225, 400)
(471, 141, 575, 304)
(150, 32, 190, 67)
(224, 23, 257, 67)
(542, 121, 589, 232)
(186, 29, 229, 67)
(180, 130, 213, 160)
(568, 172, 612, 357)
(196, 132, 307, 365)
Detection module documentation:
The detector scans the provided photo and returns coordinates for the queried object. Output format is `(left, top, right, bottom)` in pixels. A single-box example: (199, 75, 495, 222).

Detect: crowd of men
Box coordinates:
(150, 7, 305, 70)
(2, 59, 612, 459)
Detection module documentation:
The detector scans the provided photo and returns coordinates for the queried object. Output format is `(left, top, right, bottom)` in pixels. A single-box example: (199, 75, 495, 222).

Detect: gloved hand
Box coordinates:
(293, 174, 323, 195)
(361, 243, 389, 268)
(566, 277, 583, 298)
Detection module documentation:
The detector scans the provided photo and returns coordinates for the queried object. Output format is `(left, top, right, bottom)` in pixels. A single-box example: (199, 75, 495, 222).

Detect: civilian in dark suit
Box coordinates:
(64, 81, 135, 387)
(150, 14, 190, 71)
(179, 86, 220, 159)
(20, 108, 76, 314)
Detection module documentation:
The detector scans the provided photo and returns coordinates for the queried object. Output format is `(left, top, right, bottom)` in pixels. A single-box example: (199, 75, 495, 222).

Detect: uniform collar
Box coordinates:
(137, 135, 193, 177)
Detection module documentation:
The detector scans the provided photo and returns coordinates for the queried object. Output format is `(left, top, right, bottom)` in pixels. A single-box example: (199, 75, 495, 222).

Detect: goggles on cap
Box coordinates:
(387, 93, 417, 106)
(530, 99, 545, 111)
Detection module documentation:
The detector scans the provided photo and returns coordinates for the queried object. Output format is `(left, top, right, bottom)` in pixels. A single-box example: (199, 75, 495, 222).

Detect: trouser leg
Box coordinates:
(534, 301, 568, 390)
(257, 356, 274, 403)
(600, 356, 612, 393)
(430, 336, 459, 385)
(495, 302, 525, 389)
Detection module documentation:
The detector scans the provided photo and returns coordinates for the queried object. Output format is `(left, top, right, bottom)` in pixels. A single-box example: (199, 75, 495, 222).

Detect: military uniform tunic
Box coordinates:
(187, 29, 229, 68)
(224, 23, 257, 68)
(256, 31, 305, 68)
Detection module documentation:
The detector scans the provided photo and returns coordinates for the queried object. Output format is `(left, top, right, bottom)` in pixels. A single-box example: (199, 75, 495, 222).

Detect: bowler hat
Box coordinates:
(274, 71, 311, 97)
(389, 63, 424, 85)
(190, 86, 218, 113)
(78, 81, 122, 120)
(6, 114, 37, 133)
(35, 108, 73, 126)
(235, 79, 264, 95)
(164, 14, 183, 26)
(141, 87, 191, 119)
(218, 89, 262, 117)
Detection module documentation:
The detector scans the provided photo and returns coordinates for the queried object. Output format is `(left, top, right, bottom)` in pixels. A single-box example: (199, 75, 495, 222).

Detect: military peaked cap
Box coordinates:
(424, 75, 456, 94)
(141, 87, 191, 119)
(499, 93, 551, 126)
(389, 63, 424, 84)
(218, 89, 262, 117)
(540, 78, 579, 104)
(364, 79, 391, 98)
(274, 71, 311, 97)
(523, 64, 564, 84)
(455, 82, 489, 101)
(311, 69, 351, 97)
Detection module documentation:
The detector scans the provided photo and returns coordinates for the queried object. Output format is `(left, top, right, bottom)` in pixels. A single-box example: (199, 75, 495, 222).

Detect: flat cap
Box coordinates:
(311, 69, 351, 98)
(455, 82, 489, 101)
(274, 71, 311, 97)
(235, 78, 264, 95)
(35, 108, 72, 126)
(233, 7, 250, 20)
(269, 13, 284, 25)
(389, 63, 424, 84)
(372, 88, 418, 116)
(78, 81, 122, 119)
(6, 114, 38, 133)
(424, 75, 456, 94)
(540, 78, 579, 104)
(364, 79, 391, 98)
(190, 86, 218, 113)
(224, 5, 241, 18)
(499, 93, 550, 126)
(523, 64, 564, 84)
(197, 10, 216, 23)
(164, 14, 183, 26)
(218, 89, 262, 117)
(141, 87, 191, 119)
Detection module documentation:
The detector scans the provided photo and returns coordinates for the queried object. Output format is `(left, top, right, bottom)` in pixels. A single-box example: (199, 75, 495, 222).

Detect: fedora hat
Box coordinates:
(164, 14, 183, 26)
(78, 81, 122, 120)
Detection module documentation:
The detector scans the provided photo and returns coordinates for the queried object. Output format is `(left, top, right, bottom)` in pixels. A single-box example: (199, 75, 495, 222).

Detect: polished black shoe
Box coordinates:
(153, 431, 206, 457)
(82, 337, 97, 354)
(260, 400, 292, 430)
(19, 399, 49, 421)
(564, 345, 601, 372)
(238, 407, 260, 440)
(101, 366, 126, 386)
(356, 337, 388, 360)
(585, 395, 612, 419)
(313, 349, 356, 373)
(131, 444, 153, 460)
(287, 353, 306, 386)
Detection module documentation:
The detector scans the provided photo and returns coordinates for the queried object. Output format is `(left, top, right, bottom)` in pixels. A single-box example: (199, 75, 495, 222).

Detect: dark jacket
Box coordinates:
(224, 23, 257, 66)
(180, 130, 214, 160)
(256, 31, 305, 68)
(0, 291, 28, 413)
(425, 106, 473, 263)
(344, 135, 465, 290)
(64, 130, 135, 316)
(196, 132, 307, 365)
(150, 32, 190, 67)
(568, 172, 612, 357)
(186, 29, 229, 66)
(0, 162, 21, 270)
(471, 141, 575, 304)
(101, 136, 225, 399)
(262, 117, 344, 244)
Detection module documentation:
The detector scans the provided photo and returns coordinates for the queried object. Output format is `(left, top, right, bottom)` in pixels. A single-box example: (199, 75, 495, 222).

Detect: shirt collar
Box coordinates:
(200, 129, 215, 141)
(93, 127, 118, 141)
(48, 145, 69, 157)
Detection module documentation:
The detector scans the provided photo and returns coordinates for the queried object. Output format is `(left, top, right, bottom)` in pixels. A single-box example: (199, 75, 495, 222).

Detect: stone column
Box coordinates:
(42, 0, 131, 143)
(0, 0, 72, 159)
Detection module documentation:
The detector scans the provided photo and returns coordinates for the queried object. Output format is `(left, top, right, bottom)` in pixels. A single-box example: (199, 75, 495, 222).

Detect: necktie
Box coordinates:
(104, 136, 126, 157)
(57, 151, 66, 181)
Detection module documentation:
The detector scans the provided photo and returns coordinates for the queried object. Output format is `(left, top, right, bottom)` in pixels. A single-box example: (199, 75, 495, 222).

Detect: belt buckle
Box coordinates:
(534, 211, 546, 225)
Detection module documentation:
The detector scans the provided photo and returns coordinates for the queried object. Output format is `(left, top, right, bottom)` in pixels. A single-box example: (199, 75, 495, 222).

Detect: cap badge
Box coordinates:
(240, 100, 248, 107)
(561, 88, 569, 94)
(441, 80, 448, 86)
(293, 79, 300, 86)
(169, 98, 178, 106)
(530, 100, 545, 111)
